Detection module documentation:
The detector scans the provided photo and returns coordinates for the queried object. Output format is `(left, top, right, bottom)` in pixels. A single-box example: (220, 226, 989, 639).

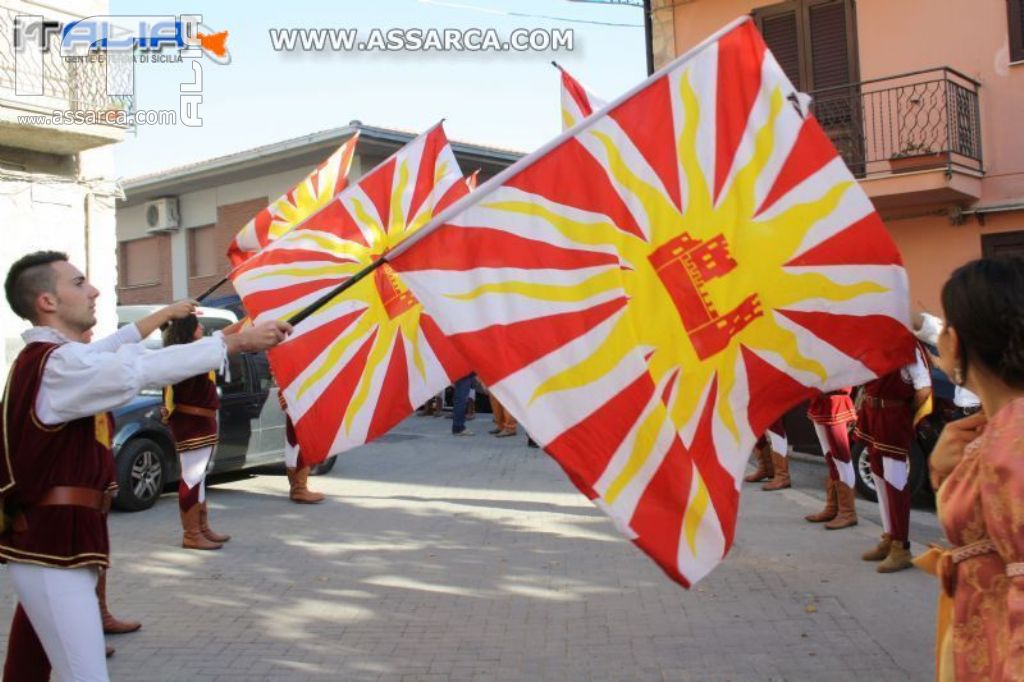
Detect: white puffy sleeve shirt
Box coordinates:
(25, 324, 228, 426)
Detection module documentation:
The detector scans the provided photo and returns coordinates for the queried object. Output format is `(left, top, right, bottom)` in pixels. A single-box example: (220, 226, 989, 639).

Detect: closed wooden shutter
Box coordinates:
(1010, 0, 1024, 62)
(761, 10, 802, 87)
(753, 0, 863, 174)
(752, 0, 858, 90)
(807, 1, 851, 90)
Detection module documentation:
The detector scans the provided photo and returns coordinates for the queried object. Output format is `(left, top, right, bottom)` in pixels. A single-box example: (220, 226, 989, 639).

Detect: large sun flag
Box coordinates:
(231, 124, 471, 464)
(391, 18, 916, 587)
(227, 133, 360, 266)
(559, 65, 607, 131)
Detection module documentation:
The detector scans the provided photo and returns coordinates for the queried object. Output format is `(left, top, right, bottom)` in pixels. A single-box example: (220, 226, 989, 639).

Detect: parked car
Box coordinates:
(110, 306, 336, 511)
(116, 304, 238, 348)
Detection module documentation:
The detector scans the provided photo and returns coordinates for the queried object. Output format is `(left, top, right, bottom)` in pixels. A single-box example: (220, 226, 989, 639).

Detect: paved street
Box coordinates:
(1, 415, 942, 681)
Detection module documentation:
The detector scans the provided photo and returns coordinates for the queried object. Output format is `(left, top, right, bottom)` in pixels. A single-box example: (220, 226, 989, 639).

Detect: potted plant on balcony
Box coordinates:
(889, 142, 948, 173)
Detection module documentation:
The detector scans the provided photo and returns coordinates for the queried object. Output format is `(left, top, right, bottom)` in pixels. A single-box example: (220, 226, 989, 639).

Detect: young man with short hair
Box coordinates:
(1, 251, 290, 681)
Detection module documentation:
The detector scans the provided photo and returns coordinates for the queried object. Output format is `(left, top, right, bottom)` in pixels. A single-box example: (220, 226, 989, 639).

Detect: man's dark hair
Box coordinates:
(941, 255, 1024, 389)
(4, 251, 68, 321)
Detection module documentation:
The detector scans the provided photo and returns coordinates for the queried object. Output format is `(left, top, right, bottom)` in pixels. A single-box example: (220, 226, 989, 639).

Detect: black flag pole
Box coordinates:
(195, 275, 231, 303)
(286, 257, 388, 327)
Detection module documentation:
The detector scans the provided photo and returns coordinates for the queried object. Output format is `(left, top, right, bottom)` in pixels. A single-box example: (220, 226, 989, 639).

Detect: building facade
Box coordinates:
(116, 123, 522, 307)
(0, 0, 126, 378)
(650, 0, 1024, 312)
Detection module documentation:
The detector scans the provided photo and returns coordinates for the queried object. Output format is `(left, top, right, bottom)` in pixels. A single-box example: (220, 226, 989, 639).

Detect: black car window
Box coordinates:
(219, 353, 249, 395)
(250, 352, 275, 391)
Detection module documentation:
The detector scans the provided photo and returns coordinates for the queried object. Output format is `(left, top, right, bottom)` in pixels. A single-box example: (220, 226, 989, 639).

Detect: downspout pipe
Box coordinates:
(643, 0, 655, 75)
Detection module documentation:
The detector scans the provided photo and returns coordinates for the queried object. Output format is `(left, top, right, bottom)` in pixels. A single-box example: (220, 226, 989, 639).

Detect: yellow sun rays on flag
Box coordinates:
(393, 19, 913, 586)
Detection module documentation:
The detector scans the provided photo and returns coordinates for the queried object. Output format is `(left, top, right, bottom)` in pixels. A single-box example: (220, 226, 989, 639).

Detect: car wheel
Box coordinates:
(853, 439, 878, 502)
(310, 455, 337, 476)
(852, 439, 929, 504)
(114, 438, 169, 511)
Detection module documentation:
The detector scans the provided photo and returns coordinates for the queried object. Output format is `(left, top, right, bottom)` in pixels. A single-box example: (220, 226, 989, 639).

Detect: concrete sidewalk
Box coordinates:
(1, 415, 940, 681)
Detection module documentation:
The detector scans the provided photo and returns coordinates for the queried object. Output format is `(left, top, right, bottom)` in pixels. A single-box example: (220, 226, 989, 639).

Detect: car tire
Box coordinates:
(310, 455, 337, 476)
(853, 439, 928, 504)
(852, 439, 877, 502)
(114, 438, 170, 511)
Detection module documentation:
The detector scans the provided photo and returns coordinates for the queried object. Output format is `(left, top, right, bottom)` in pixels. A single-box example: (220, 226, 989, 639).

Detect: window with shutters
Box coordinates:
(1010, 0, 1024, 63)
(751, 0, 859, 92)
(188, 225, 217, 277)
(753, 0, 863, 174)
(119, 238, 160, 287)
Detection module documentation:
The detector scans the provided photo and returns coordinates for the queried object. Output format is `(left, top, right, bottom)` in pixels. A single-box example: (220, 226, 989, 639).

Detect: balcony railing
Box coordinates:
(0, 7, 134, 128)
(809, 67, 982, 178)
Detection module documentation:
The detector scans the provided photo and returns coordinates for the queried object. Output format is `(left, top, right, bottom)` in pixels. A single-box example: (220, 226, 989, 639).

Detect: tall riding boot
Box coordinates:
(862, 533, 893, 561)
(181, 504, 223, 550)
(761, 452, 791, 491)
(805, 479, 838, 522)
(743, 444, 774, 483)
(287, 466, 325, 504)
(199, 501, 231, 543)
(824, 483, 858, 530)
(97, 571, 142, 634)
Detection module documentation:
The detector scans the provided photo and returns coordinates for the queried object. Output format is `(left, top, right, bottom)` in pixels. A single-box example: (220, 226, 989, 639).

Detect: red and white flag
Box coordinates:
(392, 18, 915, 587)
(231, 124, 470, 464)
(559, 65, 607, 131)
(227, 134, 359, 267)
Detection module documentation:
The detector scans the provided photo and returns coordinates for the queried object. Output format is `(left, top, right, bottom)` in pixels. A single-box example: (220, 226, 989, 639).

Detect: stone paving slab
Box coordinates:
(0, 414, 939, 680)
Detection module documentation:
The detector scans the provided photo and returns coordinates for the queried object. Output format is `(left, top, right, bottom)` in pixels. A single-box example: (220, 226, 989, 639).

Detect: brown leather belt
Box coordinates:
(11, 486, 110, 533)
(36, 486, 107, 510)
(862, 396, 910, 408)
(175, 404, 217, 418)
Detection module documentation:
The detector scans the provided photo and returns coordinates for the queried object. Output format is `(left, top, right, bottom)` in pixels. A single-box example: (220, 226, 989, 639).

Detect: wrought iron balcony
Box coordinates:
(809, 67, 982, 179)
(0, 7, 134, 130)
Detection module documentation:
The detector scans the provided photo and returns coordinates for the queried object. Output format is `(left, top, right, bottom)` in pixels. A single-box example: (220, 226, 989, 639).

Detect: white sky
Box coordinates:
(110, 0, 647, 180)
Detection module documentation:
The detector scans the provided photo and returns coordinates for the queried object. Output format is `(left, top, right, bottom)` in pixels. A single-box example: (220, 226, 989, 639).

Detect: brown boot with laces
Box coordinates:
(862, 533, 893, 561)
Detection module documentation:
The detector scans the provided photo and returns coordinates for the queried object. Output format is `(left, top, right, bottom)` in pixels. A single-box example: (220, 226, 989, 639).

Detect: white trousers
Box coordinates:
(180, 445, 213, 503)
(8, 562, 109, 682)
(284, 440, 300, 469)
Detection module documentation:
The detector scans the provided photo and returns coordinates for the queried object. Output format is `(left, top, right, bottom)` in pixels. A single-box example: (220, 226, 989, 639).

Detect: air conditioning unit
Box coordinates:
(144, 197, 180, 233)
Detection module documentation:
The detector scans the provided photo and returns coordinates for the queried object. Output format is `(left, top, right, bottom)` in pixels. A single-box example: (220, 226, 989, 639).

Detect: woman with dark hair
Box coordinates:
(916, 256, 1024, 680)
(162, 316, 231, 550)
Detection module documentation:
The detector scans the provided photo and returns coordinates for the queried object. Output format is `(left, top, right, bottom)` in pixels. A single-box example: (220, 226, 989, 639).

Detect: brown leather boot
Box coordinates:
(761, 452, 791, 491)
(805, 479, 838, 522)
(744, 444, 774, 483)
(824, 483, 858, 530)
(97, 571, 142, 635)
(199, 501, 231, 543)
(181, 504, 223, 550)
(862, 533, 893, 561)
(287, 466, 325, 504)
(877, 542, 914, 573)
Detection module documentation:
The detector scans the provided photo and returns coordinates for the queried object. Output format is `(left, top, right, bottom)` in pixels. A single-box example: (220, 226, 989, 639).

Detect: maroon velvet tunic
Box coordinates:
(854, 370, 916, 457)
(807, 388, 856, 426)
(0, 342, 115, 568)
(164, 372, 219, 452)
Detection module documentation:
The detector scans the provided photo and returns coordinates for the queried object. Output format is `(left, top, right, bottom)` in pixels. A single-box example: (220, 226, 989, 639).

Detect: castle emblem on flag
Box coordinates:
(648, 232, 763, 361)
